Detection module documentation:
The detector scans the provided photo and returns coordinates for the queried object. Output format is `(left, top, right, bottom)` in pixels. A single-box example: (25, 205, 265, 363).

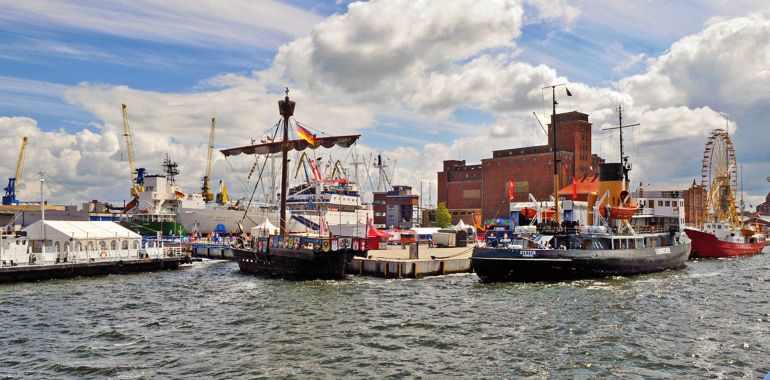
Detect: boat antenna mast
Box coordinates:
(162, 154, 179, 186)
(374, 154, 391, 192)
(602, 105, 639, 186)
(278, 87, 296, 235)
(542, 83, 572, 226)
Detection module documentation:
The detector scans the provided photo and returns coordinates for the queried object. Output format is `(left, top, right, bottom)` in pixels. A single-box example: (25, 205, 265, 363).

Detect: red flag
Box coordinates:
(509, 180, 515, 201)
(572, 177, 578, 200)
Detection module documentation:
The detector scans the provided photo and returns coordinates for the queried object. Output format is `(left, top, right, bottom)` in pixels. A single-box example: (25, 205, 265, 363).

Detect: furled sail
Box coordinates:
(220, 135, 360, 157)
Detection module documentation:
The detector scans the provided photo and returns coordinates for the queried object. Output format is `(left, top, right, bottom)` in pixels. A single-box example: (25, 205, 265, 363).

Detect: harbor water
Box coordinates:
(2, 255, 769, 378)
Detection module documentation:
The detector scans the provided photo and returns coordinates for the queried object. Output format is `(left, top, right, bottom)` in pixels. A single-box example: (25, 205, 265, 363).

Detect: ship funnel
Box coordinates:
(598, 163, 625, 208)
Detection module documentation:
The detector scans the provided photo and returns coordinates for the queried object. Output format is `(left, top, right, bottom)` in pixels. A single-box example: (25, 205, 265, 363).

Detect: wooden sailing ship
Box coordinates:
(222, 89, 367, 279)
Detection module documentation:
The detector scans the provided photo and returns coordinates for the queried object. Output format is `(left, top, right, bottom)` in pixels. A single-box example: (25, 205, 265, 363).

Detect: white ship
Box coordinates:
(121, 156, 205, 236)
(177, 178, 371, 237)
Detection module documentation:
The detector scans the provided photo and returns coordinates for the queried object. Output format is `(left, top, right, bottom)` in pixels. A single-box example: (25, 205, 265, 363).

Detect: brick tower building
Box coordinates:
(437, 111, 604, 223)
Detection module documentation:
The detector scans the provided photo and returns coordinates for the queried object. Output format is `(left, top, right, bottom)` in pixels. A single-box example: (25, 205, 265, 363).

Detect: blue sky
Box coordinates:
(1, 0, 769, 208)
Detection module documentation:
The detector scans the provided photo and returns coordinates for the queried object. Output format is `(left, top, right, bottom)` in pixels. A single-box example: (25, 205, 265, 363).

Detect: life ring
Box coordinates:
(100, 251, 108, 259)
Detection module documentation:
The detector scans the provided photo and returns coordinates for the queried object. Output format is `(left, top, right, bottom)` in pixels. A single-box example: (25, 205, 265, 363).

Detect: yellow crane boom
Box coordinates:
(121, 103, 143, 197)
(202, 117, 216, 202)
(15, 136, 28, 186)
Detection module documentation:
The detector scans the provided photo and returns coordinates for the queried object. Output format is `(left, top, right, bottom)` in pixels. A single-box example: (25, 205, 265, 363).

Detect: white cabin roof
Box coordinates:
(23, 220, 141, 240)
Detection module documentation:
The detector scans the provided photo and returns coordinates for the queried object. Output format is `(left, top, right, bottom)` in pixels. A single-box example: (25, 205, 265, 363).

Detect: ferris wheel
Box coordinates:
(701, 128, 738, 225)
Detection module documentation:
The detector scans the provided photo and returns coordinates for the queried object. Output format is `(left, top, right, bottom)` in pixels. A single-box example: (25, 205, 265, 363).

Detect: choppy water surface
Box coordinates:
(2, 254, 769, 379)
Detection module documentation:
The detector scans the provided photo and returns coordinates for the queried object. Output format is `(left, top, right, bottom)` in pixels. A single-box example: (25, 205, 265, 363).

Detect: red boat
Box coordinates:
(685, 222, 766, 258)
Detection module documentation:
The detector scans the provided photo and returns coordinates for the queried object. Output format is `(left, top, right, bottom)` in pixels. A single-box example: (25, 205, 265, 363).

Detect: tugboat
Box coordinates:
(684, 129, 765, 257)
(222, 89, 367, 280)
(472, 95, 690, 282)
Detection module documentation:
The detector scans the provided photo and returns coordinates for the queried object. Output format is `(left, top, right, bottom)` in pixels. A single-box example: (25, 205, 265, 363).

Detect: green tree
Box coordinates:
(435, 202, 452, 228)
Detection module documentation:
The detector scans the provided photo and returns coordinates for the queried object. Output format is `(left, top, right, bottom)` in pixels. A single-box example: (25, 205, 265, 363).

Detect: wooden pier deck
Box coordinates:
(349, 245, 474, 278)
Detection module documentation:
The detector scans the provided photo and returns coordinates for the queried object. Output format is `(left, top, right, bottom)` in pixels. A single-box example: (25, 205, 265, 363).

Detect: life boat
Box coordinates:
(599, 205, 638, 220)
(740, 227, 756, 237)
(520, 207, 537, 219)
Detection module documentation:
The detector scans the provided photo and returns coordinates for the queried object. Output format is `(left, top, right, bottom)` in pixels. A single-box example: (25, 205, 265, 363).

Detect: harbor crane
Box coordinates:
(121, 103, 145, 200)
(201, 117, 216, 202)
(2, 136, 29, 205)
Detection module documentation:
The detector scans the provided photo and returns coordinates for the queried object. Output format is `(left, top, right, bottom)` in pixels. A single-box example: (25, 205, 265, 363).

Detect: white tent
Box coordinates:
(22, 220, 142, 254)
(455, 219, 468, 230)
(251, 218, 278, 237)
(24, 220, 140, 240)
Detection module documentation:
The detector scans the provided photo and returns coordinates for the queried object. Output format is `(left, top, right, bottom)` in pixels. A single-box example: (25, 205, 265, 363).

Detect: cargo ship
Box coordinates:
(120, 156, 205, 236)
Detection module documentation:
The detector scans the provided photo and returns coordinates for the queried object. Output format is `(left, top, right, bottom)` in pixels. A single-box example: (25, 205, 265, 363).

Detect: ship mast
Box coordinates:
(602, 105, 639, 187)
(543, 84, 570, 225)
(278, 88, 296, 235)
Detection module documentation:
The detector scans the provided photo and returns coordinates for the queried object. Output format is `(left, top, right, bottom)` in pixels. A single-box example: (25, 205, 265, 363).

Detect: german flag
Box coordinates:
(296, 123, 317, 145)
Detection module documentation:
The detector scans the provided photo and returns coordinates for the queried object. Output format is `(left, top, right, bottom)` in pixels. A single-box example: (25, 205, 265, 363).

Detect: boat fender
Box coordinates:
(100, 251, 108, 259)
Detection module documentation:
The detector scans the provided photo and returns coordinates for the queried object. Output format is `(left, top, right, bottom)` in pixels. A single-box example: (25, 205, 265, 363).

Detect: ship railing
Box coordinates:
(66, 248, 144, 263)
(631, 225, 668, 234)
(163, 246, 185, 257)
(634, 208, 655, 216)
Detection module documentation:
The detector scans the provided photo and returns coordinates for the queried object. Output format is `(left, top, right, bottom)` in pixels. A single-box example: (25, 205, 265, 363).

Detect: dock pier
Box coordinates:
(190, 243, 234, 260)
(348, 245, 473, 278)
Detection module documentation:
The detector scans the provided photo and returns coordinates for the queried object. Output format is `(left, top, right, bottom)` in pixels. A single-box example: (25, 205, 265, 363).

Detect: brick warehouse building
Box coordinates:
(438, 111, 605, 223)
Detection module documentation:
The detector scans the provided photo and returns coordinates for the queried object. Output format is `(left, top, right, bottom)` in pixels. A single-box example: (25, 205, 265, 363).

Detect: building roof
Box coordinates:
(23, 220, 140, 239)
(557, 176, 600, 197)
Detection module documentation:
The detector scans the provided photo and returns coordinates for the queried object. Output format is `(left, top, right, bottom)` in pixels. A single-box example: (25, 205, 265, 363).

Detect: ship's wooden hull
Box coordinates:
(232, 247, 356, 280)
(472, 242, 690, 282)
